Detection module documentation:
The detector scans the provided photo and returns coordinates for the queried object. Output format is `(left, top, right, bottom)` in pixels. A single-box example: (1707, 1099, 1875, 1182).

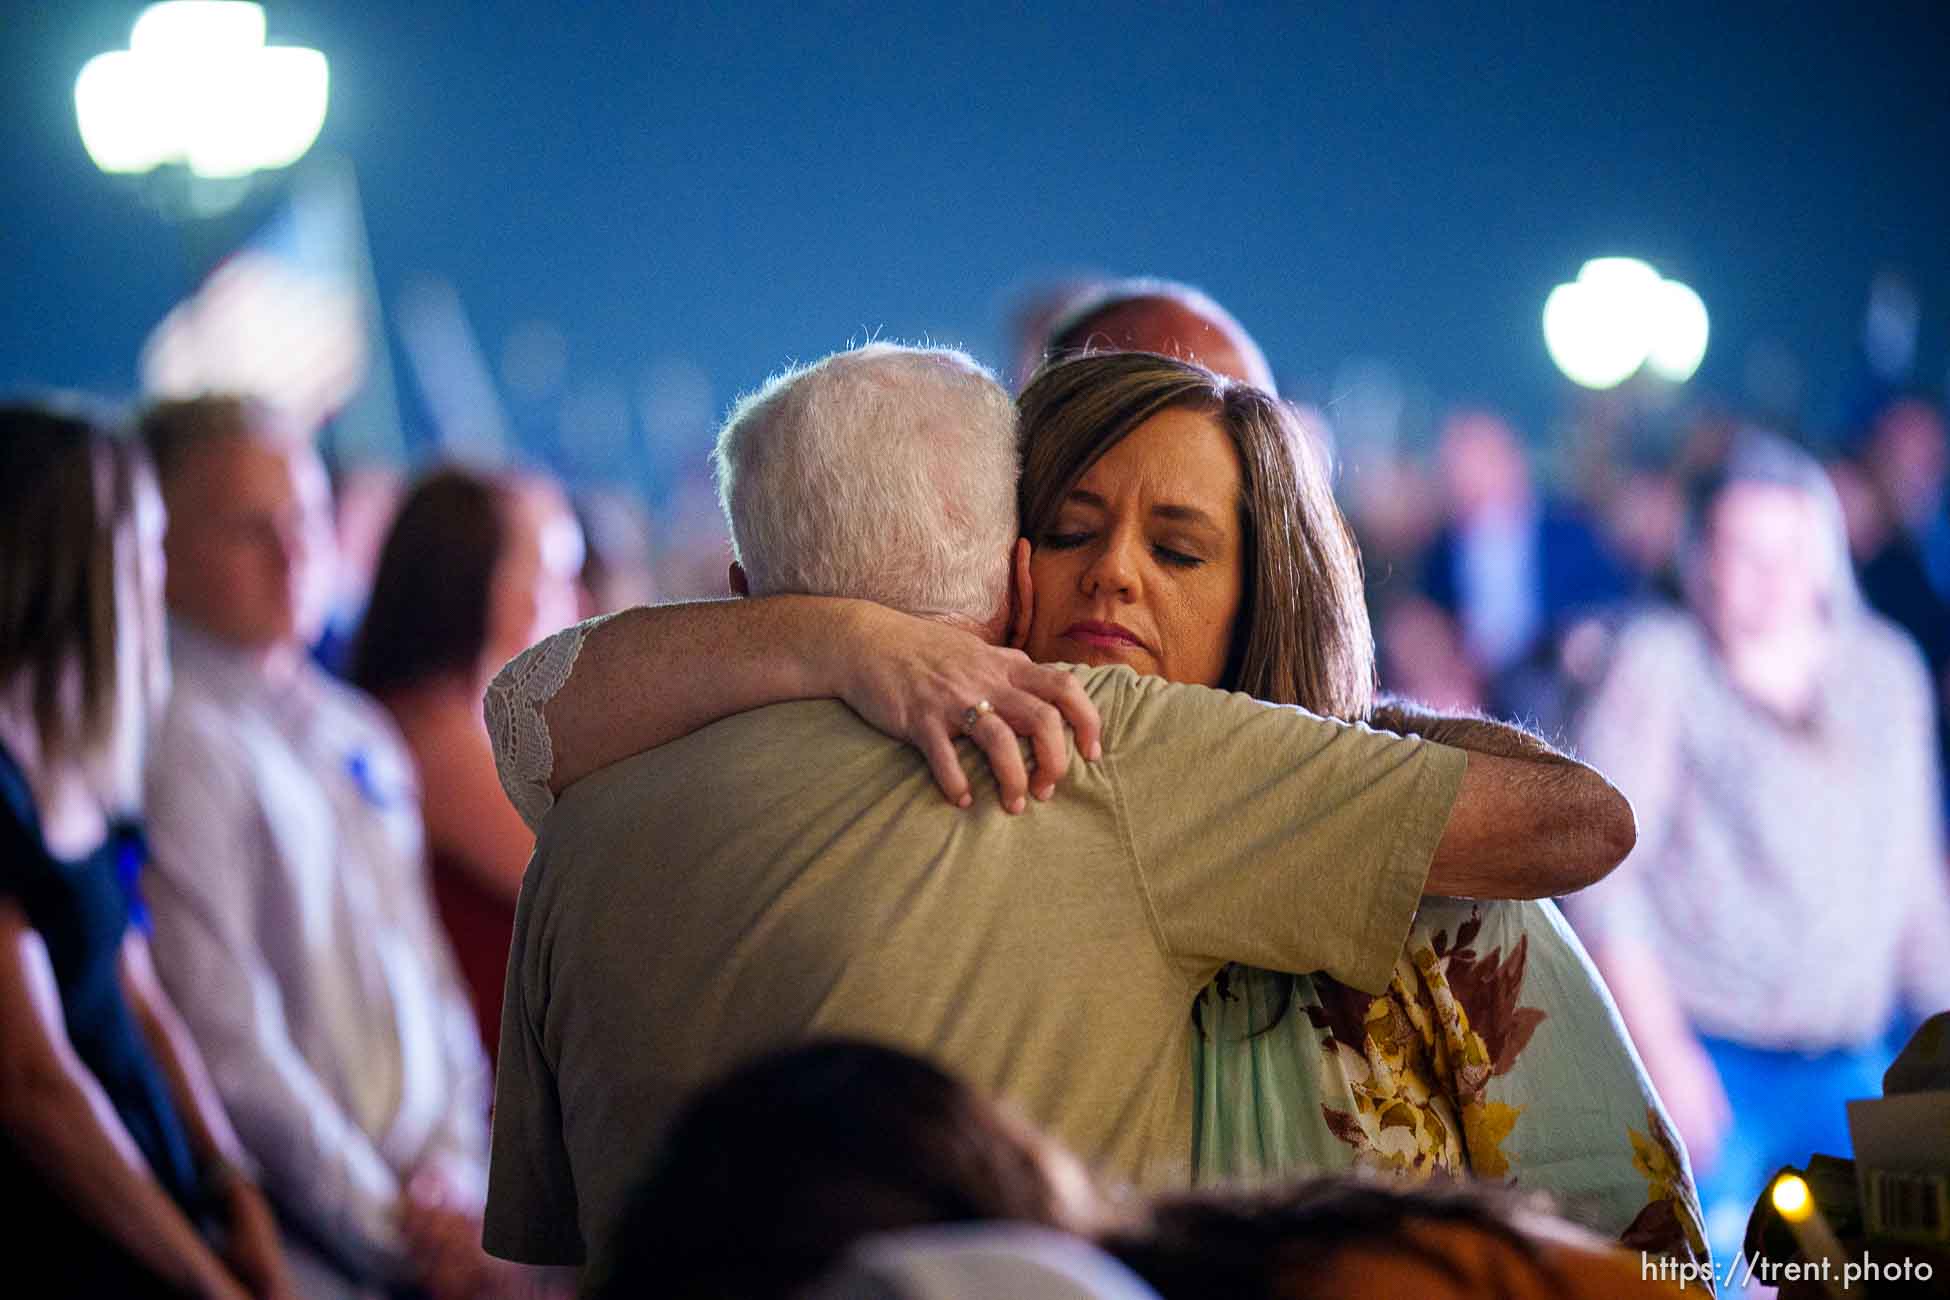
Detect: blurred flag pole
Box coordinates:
(139, 154, 406, 466)
(319, 158, 407, 468)
(394, 274, 513, 466)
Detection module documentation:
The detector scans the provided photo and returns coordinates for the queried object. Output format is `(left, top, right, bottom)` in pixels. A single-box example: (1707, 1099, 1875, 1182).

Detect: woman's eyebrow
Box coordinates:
(1151, 502, 1224, 532)
(1063, 490, 1223, 533)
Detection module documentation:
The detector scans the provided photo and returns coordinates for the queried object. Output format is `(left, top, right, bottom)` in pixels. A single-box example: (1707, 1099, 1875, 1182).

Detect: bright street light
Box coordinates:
(1644, 279, 1710, 381)
(75, 2, 328, 181)
(1542, 257, 1710, 390)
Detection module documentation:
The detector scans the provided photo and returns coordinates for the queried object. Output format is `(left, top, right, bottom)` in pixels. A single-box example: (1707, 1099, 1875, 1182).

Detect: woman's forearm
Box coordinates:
(123, 934, 247, 1174)
(3, 1059, 243, 1297)
(489, 596, 878, 810)
(4, 913, 244, 1295)
(1369, 697, 1573, 765)
(1374, 699, 1635, 897)
(486, 592, 1104, 826)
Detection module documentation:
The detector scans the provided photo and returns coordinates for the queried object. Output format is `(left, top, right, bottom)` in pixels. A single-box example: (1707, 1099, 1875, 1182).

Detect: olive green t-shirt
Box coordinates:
(484, 665, 1467, 1265)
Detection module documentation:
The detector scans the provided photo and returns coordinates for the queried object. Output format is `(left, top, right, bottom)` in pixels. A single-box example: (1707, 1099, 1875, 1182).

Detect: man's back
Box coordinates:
(488, 665, 1466, 1265)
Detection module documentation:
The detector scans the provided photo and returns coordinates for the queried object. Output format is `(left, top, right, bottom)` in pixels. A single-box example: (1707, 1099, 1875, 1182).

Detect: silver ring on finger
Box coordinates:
(959, 699, 994, 736)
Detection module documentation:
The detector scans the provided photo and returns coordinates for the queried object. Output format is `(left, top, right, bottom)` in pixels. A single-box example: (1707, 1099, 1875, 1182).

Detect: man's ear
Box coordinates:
(1008, 537, 1034, 650)
(728, 561, 749, 597)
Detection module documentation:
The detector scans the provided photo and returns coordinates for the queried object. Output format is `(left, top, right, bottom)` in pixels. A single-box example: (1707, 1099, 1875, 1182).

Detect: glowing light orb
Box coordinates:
(1771, 1172, 1812, 1221)
(76, 2, 328, 180)
(1645, 279, 1710, 381)
(1543, 258, 1710, 389)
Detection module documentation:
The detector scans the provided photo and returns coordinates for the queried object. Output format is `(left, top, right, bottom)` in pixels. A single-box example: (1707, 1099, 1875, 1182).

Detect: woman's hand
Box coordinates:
(401, 1162, 515, 1300)
(836, 605, 1103, 812)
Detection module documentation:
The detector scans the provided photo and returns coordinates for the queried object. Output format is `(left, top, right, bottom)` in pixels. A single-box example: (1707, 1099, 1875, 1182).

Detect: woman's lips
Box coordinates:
(1064, 621, 1145, 651)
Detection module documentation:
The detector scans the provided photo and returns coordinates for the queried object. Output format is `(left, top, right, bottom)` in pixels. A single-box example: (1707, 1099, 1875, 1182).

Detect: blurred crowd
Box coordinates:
(3, 273, 1947, 1299)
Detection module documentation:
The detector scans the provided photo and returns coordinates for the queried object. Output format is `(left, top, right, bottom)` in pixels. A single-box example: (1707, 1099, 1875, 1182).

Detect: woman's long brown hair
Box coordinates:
(1016, 350, 1375, 720)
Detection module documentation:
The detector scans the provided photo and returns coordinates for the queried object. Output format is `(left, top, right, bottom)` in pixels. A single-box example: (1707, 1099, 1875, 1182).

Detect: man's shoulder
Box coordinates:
(1058, 661, 1142, 708)
(153, 667, 254, 767)
(304, 661, 412, 746)
(1060, 661, 1261, 714)
(618, 697, 879, 768)
(545, 699, 896, 827)
(1844, 610, 1934, 682)
(1063, 664, 1318, 752)
(144, 673, 265, 864)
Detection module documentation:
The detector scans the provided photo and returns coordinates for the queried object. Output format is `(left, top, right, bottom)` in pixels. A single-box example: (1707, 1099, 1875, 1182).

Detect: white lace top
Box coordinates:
(484, 612, 617, 831)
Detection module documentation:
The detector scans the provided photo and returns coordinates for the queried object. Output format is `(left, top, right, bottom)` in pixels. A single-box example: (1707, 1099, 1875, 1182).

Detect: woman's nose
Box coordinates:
(1081, 534, 1140, 599)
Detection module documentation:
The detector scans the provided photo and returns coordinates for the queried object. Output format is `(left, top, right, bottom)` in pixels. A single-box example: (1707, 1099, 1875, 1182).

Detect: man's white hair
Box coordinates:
(713, 343, 1019, 628)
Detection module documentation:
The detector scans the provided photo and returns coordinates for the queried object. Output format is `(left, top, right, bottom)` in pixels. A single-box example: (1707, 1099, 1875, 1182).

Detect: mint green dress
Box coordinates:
(1189, 898, 1711, 1272)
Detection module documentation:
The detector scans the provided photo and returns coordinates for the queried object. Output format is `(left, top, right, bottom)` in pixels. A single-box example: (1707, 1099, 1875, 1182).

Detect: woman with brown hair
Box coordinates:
(485, 350, 1701, 1264)
(1013, 349, 1370, 719)
(349, 466, 584, 1061)
(0, 404, 291, 1298)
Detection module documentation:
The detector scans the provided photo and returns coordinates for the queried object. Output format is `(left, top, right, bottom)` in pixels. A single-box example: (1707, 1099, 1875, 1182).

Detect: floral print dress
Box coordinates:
(1192, 898, 1711, 1274)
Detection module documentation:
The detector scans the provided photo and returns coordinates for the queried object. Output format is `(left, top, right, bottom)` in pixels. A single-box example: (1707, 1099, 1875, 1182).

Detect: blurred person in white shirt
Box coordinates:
(137, 396, 515, 1300)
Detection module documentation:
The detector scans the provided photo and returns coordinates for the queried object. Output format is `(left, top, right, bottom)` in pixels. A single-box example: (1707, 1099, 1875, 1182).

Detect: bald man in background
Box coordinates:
(1030, 276, 1278, 390)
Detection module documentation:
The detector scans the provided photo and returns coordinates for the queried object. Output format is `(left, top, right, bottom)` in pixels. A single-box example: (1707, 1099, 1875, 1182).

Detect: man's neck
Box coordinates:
(173, 615, 309, 685)
(252, 640, 309, 684)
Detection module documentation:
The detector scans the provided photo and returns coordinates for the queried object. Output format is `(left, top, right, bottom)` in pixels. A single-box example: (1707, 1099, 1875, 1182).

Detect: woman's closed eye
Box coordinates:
(1043, 528, 1206, 569)
(1152, 542, 1205, 569)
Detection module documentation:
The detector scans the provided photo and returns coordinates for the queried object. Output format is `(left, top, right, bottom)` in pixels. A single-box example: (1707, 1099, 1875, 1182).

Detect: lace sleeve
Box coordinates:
(485, 613, 617, 831)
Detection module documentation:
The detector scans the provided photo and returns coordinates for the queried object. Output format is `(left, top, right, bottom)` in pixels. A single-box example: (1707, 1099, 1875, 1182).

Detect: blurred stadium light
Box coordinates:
(1644, 279, 1710, 381)
(75, 2, 328, 183)
(1543, 257, 1710, 389)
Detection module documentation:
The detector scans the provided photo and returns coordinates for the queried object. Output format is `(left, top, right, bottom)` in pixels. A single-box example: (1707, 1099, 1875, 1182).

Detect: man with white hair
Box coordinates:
(717, 343, 1022, 631)
(481, 344, 1633, 1270)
